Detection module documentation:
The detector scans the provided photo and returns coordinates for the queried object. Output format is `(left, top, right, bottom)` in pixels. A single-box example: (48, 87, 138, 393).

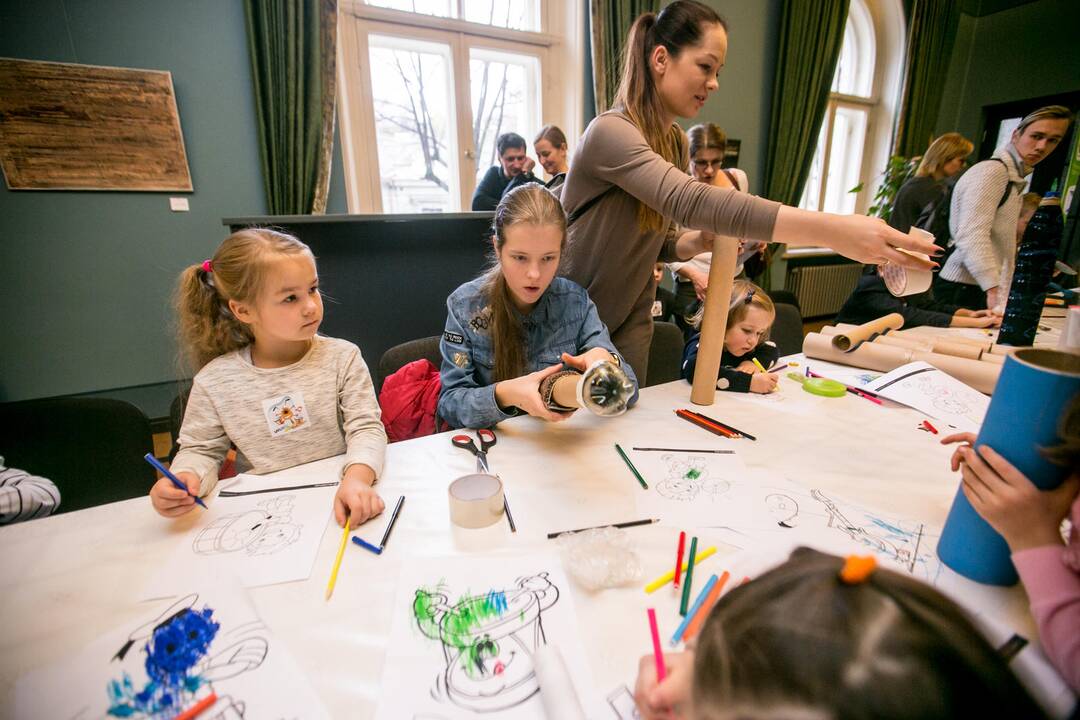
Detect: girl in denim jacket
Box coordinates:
(438, 185, 639, 429)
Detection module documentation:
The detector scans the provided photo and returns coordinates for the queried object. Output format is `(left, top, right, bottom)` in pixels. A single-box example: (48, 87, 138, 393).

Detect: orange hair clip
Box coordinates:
(839, 555, 876, 584)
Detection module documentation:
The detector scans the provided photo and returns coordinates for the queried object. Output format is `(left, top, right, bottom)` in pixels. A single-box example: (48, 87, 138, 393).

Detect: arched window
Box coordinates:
(800, 0, 904, 216)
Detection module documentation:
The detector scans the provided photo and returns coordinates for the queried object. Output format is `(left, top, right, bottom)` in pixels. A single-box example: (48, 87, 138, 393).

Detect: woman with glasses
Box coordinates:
(889, 132, 973, 234)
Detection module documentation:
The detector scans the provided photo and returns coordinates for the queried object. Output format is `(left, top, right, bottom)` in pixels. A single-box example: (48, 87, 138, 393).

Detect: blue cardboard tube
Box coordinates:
(937, 349, 1080, 585)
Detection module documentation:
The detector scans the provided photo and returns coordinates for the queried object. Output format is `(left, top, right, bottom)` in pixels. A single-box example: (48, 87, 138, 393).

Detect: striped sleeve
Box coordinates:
(0, 462, 60, 523)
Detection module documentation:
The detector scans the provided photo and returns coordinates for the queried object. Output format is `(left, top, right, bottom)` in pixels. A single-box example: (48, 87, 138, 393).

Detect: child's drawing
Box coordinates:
(193, 495, 300, 556)
(865, 362, 988, 432)
(654, 454, 732, 503)
(765, 493, 799, 528)
(810, 489, 930, 575)
(413, 574, 559, 712)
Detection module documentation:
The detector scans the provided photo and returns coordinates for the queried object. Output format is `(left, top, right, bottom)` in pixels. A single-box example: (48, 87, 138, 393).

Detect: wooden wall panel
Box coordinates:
(0, 58, 193, 191)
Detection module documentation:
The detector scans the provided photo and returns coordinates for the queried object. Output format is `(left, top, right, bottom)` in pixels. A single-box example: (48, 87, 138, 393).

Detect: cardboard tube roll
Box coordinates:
(979, 352, 1006, 365)
(549, 372, 581, 409)
(804, 332, 1001, 393)
(690, 237, 740, 405)
(873, 334, 935, 353)
(896, 330, 994, 353)
(831, 313, 905, 351)
(872, 334, 983, 361)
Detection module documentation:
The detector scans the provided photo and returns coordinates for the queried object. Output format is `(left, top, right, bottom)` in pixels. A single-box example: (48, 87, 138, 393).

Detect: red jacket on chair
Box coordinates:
(378, 359, 447, 442)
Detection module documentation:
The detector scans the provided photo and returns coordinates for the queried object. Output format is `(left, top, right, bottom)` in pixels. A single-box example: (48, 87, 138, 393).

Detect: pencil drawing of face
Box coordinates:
(193, 495, 300, 556)
(766, 493, 799, 528)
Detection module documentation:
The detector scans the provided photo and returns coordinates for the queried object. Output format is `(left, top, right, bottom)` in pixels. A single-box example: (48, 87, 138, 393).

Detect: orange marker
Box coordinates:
(683, 571, 730, 641)
(173, 693, 218, 720)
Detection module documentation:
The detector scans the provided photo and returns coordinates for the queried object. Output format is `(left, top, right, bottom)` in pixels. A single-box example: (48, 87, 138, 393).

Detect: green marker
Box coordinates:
(680, 536, 699, 616)
(615, 443, 648, 489)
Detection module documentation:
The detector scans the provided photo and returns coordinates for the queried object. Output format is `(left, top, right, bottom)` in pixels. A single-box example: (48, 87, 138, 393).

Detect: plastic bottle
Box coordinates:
(998, 192, 1063, 346)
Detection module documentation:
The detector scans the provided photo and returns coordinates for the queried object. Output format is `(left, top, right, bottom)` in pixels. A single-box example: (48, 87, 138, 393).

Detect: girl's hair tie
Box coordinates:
(201, 260, 213, 273)
(744, 289, 755, 304)
(839, 555, 876, 584)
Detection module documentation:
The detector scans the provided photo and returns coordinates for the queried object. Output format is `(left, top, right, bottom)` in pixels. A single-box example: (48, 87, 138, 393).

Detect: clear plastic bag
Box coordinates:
(555, 526, 643, 591)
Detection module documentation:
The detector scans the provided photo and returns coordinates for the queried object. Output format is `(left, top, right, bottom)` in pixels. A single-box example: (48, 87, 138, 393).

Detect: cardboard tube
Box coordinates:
(896, 330, 994, 353)
(872, 334, 983, 361)
(690, 237, 740, 405)
(980, 352, 1005, 365)
(872, 334, 935, 352)
(549, 372, 580, 409)
(831, 313, 905, 351)
(803, 332, 1001, 393)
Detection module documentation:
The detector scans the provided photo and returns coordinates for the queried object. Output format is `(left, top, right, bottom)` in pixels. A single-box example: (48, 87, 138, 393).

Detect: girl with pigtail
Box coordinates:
(150, 228, 387, 530)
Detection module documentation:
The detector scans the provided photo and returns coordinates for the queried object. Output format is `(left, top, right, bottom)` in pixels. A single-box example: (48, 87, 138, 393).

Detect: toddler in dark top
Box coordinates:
(682, 280, 780, 393)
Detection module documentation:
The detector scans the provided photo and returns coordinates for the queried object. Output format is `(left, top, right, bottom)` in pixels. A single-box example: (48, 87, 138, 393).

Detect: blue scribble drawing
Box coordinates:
(105, 594, 268, 719)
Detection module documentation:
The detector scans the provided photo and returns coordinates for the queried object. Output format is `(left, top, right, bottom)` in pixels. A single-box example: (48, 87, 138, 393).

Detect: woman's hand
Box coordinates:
(942, 433, 1079, 551)
(150, 470, 203, 518)
(494, 364, 574, 422)
(633, 651, 694, 720)
(687, 267, 709, 301)
(335, 464, 385, 529)
(561, 348, 616, 372)
(775, 208, 940, 271)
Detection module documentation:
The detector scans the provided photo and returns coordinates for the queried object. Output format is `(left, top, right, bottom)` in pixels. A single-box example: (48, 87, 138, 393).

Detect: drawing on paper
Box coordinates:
(909, 374, 979, 417)
(606, 684, 641, 719)
(765, 493, 799, 528)
(411, 573, 560, 712)
(105, 594, 268, 719)
(655, 454, 732, 503)
(810, 489, 933, 577)
(192, 495, 300, 556)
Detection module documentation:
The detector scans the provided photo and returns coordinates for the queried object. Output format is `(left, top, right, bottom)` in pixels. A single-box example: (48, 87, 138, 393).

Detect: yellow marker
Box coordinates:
(644, 546, 718, 593)
(325, 518, 351, 600)
(752, 357, 768, 373)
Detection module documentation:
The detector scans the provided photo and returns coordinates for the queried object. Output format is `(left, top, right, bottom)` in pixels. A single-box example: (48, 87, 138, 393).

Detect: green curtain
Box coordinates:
(892, 0, 960, 158)
(245, 0, 337, 215)
(762, 0, 850, 206)
(589, 0, 659, 116)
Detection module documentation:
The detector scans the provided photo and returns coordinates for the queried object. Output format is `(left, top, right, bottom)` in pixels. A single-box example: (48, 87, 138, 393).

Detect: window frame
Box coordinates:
(337, 0, 583, 213)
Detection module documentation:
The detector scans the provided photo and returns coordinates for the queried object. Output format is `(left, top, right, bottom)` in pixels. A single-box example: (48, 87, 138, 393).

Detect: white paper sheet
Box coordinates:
(141, 485, 337, 599)
(864, 361, 989, 433)
(15, 585, 329, 720)
(629, 448, 756, 529)
(375, 553, 598, 719)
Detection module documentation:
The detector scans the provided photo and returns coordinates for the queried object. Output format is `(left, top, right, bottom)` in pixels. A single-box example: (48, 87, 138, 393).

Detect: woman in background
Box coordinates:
(889, 132, 973, 233)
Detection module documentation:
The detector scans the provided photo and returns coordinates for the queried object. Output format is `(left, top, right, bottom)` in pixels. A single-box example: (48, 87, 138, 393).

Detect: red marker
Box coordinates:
(922, 419, 939, 434)
(674, 531, 687, 590)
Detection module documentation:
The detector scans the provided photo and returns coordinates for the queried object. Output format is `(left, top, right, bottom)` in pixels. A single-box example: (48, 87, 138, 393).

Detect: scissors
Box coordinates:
(451, 428, 497, 473)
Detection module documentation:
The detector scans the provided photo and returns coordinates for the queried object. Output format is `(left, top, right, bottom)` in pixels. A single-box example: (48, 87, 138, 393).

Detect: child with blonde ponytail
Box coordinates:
(151, 229, 387, 529)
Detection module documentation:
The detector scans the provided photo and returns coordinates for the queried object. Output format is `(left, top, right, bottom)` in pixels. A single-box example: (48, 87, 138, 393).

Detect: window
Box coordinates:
(799, 0, 905, 216)
(338, 0, 581, 213)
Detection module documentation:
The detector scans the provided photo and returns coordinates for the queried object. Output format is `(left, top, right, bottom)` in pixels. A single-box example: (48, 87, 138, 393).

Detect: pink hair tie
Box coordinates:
(201, 260, 213, 273)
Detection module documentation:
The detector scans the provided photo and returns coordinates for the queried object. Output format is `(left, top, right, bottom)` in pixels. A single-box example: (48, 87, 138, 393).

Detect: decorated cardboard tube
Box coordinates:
(830, 313, 905, 351)
(803, 332, 1001, 394)
(690, 237, 740, 405)
(539, 360, 635, 417)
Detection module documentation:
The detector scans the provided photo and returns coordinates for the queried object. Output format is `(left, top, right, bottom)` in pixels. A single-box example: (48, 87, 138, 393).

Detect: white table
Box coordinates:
(0, 339, 1049, 717)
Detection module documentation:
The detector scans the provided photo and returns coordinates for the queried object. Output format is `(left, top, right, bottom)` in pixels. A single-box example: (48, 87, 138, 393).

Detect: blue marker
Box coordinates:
(144, 453, 208, 509)
(670, 574, 718, 646)
(351, 536, 383, 555)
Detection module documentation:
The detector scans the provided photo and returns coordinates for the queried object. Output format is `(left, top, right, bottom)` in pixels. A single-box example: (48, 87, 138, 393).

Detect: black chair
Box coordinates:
(377, 335, 442, 393)
(0, 397, 156, 514)
(646, 321, 686, 387)
(770, 302, 805, 357)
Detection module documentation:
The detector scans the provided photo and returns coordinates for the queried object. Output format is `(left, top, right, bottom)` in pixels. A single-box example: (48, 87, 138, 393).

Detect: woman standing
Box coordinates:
(560, 0, 937, 381)
(889, 132, 973, 233)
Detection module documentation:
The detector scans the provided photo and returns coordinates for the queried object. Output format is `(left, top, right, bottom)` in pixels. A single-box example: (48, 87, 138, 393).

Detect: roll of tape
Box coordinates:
(880, 228, 933, 297)
(448, 473, 505, 529)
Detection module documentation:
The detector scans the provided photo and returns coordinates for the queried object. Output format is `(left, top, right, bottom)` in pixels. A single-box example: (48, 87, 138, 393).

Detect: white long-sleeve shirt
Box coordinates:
(940, 145, 1028, 290)
(171, 335, 387, 496)
(0, 457, 60, 523)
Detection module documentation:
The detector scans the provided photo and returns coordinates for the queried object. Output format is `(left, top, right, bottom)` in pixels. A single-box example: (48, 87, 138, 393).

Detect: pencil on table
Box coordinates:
(325, 516, 351, 601)
(679, 536, 699, 616)
(643, 546, 718, 593)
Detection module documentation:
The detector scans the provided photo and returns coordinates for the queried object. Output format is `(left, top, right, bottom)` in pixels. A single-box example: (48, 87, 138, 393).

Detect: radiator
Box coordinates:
(784, 263, 863, 318)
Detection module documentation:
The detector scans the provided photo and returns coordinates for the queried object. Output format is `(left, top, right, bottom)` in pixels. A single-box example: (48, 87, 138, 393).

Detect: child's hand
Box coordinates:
(560, 348, 614, 371)
(494, 364, 574, 422)
(749, 371, 779, 394)
(955, 443, 1079, 552)
(335, 464, 385, 529)
(150, 471, 202, 518)
(633, 651, 694, 720)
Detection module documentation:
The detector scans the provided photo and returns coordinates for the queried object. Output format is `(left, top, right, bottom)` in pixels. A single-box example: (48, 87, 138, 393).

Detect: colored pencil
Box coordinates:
(679, 536, 699, 616)
(379, 495, 406, 547)
(643, 546, 718, 592)
(144, 453, 208, 509)
(218, 481, 338, 497)
(173, 692, 218, 720)
(675, 409, 738, 438)
(648, 608, 666, 681)
(547, 517, 659, 539)
(632, 447, 735, 454)
(615, 443, 648, 488)
(671, 573, 718, 645)
(351, 536, 383, 555)
(503, 495, 517, 532)
(325, 518, 351, 600)
(686, 409, 757, 442)
(683, 571, 730, 642)
(673, 531, 687, 590)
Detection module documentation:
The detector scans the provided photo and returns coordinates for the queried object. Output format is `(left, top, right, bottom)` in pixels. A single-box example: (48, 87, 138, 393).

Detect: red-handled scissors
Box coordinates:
(451, 428, 497, 473)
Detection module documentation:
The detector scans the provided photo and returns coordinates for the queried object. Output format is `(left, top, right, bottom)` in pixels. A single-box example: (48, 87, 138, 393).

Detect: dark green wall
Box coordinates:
(936, 0, 1080, 148)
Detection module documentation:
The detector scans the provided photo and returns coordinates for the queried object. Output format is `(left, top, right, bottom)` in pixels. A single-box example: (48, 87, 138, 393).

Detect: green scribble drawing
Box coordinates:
(685, 468, 702, 480)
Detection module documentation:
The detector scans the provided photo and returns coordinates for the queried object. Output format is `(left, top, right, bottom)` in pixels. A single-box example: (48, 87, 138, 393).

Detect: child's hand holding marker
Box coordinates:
(150, 470, 203, 518)
(634, 650, 694, 720)
(749, 357, 779, 394)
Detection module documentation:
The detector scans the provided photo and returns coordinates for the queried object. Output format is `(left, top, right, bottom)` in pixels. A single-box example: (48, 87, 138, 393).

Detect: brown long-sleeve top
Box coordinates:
(560, 111, 781, 336)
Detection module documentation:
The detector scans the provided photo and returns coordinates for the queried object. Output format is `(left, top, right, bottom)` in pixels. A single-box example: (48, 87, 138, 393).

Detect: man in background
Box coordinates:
(471, 132, 542, 211)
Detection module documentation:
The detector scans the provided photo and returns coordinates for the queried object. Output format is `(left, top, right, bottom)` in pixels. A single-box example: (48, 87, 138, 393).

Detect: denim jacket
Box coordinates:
(438, 276, 639, 428)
